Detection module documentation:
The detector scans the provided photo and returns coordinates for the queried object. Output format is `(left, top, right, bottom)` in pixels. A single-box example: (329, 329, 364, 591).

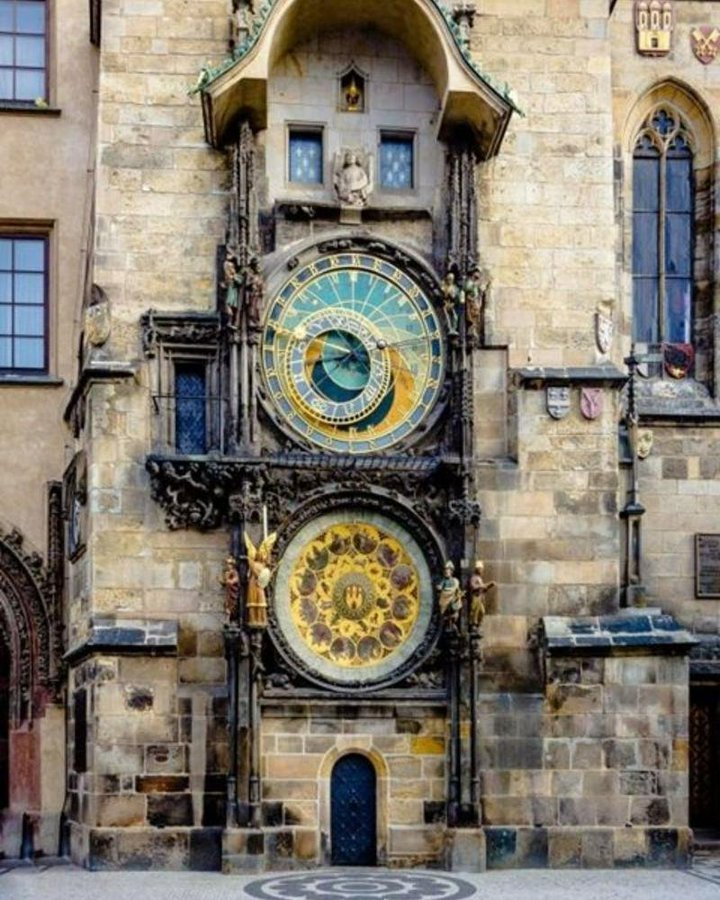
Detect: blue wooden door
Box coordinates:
(331, 753, 377, 865)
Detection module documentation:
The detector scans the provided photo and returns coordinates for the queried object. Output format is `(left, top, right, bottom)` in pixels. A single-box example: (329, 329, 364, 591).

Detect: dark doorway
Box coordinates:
(0, 640, 9, 810)
(690, 685, 720, 831)
(331, 753, 377, 866)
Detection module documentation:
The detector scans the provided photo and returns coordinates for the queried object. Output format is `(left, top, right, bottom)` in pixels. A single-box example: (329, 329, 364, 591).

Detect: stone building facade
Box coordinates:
(0, 0, 719, 873)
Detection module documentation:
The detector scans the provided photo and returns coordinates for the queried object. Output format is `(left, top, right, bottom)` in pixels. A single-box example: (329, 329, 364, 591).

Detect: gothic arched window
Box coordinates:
(632, 108, 693, 349)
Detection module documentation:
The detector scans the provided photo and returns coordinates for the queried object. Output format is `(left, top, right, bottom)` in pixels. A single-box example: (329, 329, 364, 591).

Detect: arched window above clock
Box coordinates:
(625, 82, 715, 393)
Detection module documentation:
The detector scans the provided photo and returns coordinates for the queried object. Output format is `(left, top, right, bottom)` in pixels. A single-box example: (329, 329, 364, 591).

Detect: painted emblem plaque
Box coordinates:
(547, 386, 570, 420)
(580, 387, 603, 421)
(696, 534, 720, 598)
(691, 27, 720, 65)
(273, 510, 434, 686)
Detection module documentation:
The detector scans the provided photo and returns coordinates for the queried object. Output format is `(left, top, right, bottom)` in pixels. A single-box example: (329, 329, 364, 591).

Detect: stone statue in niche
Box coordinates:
(244, 531, 277, 630)
(437, 560, 464, 628)
(334, 149, 372, 208)
(468, 560, 495, 629)
(441, 270, 460, 336)
(463, 266, 489, 345)
(220, 555, 240, 622)
(244, 256, 265, 330)
(221, 250, 243, 327)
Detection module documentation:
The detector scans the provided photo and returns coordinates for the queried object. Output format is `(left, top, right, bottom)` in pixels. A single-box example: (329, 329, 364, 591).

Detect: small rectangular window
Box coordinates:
(379, 133, 414, 190)
(288, 128, 323, 185)
(0, 234, 47, 372)
(0, 0, 46, 102)
(175, 362, 207, 455)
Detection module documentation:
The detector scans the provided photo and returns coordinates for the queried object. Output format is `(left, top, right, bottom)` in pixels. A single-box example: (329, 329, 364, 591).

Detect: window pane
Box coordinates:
(175, 366, 207, 454)
(0, 2, 12, 31)
(632, 212, 658, 275)
(665, 279, 692, 344)
(15, 66, 43, 100)
(380, 137, 414, 189)
(15, 35, 43, 66)
(633, 155, 659, 211)
(666, 154, 692, 213)
(14, 305, 43, 335)
(16, 1, 45, 34)
(0, 35, 12, 66)
(0, 306, 10, 333)
(15, 238, 44, 270)
(288, 132, 323, 184)
(13, 336, 43, 368)
(0, 68, 12, 98)
(0, 338, 10, 367)
(0, 240, 10, 270)
(665, 213, 692, 276)
(0, 273, 10, 302)
(632, 278, 659, 343)
(14, 272, 43, 302)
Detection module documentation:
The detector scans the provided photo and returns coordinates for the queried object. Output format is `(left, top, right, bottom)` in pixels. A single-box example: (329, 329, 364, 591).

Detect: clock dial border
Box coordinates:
(260, 250, 446, 454)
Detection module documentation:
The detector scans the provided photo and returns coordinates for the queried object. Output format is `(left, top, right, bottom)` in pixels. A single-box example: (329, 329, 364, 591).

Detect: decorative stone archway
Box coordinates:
(0, 515, 64, 858)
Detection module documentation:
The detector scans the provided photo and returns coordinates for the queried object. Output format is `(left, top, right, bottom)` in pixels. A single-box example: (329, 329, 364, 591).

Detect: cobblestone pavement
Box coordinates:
(1, 862, 719, 900)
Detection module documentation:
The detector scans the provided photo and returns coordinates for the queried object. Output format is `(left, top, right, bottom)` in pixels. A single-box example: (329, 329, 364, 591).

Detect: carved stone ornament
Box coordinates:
(333, 148, 372, 208)
(141, 311, 221, 357)
(595, 309, 614, 355)
(691, 26, 720, 65)
(546, 386, 571, 420)
(84, 284, 111, 347)
(636, 428, 654, 459)
(635, 1, 673, 57)
(580, 387, 603, 421)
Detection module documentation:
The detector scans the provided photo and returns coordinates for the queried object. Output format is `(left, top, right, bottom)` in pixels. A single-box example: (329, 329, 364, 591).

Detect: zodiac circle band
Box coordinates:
(244, 872, 477, 900)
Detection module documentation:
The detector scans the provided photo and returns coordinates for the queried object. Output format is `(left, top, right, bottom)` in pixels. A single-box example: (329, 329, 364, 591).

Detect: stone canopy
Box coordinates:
(199, 0, 517, 158)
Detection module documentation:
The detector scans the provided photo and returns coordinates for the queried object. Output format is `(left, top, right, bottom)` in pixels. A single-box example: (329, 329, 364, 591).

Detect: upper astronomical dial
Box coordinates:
(261, 252, 445, 454)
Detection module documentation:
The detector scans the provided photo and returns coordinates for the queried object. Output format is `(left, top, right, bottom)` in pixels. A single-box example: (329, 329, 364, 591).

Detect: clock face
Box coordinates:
(261, 252, 445, 453)
(273, 510, 434, 686)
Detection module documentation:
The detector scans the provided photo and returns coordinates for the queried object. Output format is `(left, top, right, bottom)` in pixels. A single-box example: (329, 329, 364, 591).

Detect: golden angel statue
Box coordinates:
(244, 531, 277, 629)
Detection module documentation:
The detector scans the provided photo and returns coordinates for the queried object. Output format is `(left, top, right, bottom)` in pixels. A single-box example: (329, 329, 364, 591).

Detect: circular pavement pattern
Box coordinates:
(244, 872, 477, 900)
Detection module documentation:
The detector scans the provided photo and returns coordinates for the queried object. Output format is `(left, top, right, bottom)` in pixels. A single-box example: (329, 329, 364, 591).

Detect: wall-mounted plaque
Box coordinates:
(696, 533, 720, 598)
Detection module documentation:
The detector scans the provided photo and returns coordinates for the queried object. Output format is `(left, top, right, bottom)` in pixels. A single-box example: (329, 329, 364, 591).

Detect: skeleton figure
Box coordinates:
(437, 560, 463, 628)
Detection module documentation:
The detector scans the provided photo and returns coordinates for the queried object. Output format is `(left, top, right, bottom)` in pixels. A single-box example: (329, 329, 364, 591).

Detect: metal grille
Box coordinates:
(690, 688, 719, 828)
(331, 753, 377, 866)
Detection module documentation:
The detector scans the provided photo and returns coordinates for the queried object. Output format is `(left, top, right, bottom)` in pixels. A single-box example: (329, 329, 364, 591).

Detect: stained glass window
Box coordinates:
(0, 0, 46, 102)
(175, 364, 207, 455)
(289, 130, 323, 184)
(0, 235, 47, 372)
(379, 134, 414, 190)
(632, 109, 693, 349)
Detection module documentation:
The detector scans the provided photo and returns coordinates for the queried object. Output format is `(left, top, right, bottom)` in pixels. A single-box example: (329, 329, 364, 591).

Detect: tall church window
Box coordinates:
(174, 362, 207, 455)
(0, 0, 46, 102)
(632, 108, 693, 348)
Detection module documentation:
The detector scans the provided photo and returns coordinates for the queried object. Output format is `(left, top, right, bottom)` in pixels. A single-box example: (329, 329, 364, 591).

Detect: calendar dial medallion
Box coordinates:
(261, 253, 445, 453)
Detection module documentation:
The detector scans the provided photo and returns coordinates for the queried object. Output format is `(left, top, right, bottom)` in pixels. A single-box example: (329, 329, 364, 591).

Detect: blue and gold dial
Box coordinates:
(261, 253, 445, 453)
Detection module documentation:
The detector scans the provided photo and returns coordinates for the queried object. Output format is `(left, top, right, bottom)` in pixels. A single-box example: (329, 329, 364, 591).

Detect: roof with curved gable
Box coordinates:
(195, 0, 518, 159)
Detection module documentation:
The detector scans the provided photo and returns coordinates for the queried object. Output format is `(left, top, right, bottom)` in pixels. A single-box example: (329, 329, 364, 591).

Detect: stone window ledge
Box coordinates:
(0, 103, 61, 117)
(0, 374, 63, 387)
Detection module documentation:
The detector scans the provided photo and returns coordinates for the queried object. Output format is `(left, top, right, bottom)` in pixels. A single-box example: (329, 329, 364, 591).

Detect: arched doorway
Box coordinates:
(330, 753, 377, 866)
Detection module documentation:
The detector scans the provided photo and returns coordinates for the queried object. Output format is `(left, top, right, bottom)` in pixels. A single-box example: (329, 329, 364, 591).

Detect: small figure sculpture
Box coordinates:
(220, 555, 240, 622)
(463, 267, 488, 345)
(221, 251, 243, 327)
(244, 531, 277, 629)
(244, 256, 264, 329)
(441, 271, 460, 335)
(334, 150, 370, 207)
(437, 560, 463, 628)
(468, 560, 495, 629)
(636, 428, 654, 460)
